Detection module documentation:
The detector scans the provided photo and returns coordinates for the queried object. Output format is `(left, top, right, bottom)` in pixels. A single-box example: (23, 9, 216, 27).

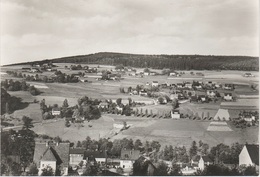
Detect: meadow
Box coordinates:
(1, 63, 259, 148)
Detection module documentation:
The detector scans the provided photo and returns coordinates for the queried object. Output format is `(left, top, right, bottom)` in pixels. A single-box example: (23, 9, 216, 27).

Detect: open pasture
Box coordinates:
(112, 118, 258, 147)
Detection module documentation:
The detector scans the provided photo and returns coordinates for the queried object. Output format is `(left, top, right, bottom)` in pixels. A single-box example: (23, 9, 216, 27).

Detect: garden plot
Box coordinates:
(207, 121, 233, 131)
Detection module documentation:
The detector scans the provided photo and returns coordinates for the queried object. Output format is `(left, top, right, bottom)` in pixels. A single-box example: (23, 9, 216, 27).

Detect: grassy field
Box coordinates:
(1, 64, 259, 148)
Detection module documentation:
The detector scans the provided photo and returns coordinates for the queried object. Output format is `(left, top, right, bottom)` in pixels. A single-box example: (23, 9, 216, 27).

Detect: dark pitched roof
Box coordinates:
(245, 144, 259, 165)
(41, 147, 57, 161)
(33, 142, 70, 168)
(69, 148, 85, 155)
(201, 156, 213, 163)
(84, 150, 106, 159)
(121, 149, 140, 160)
(52, 107, 60, 111)
(224, 93, 232, 96)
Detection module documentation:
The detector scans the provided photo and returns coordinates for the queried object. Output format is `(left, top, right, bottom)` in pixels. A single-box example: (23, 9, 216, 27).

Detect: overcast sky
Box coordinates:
(0, 0, 259, 65)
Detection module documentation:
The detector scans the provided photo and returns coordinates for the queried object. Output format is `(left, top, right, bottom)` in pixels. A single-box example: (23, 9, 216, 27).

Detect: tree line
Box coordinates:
(1, 88, 29, 115)
(1, 79, 41, 96)
(11, 52, 258, 71)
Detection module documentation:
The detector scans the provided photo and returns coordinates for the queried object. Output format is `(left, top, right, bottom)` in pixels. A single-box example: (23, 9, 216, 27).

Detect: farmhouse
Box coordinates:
(190, 96, 198, 102)
(191, 155, 200, 170)
(144, 72, 150, 76)
(139, 90, 148, 96)
(198, 95, 207, 103)
(239, 144, 259, 170)
(206, 90, 216, 98)
(120, 149, 140, 169)
(176, 83, 184, 89)
(52, 107, 61, 116)
(171, 110, 181, 119)
(80, 79, 88, 82)
(170, 94, 178, 100)
(240, 111, 257, 122)
(169, 72, 177, 76)
(152, 81, 159, 87)
(69, 148, 85, 168)
(33, 142, 70, 176)
(150, 72, 156, 76)
(184, 82, 193, 89)
(224, 93, 233, 101)
(84, 150, 106, 165)
(194, 85, 202, 89)
(98, 102, 109, 109)
(244, 73, 255, 77)
(198, 156, 213, 170)
(206, 81, 213, 87)
(224, 84, 234, 90)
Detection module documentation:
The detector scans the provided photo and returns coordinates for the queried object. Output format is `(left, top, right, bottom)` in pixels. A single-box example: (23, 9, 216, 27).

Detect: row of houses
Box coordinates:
(31, 142, 259, 176)
(33, 142, 141, 176)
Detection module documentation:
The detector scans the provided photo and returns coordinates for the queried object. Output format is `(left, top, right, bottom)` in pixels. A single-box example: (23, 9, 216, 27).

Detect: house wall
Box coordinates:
(224, 95, 232, 101)
(52, 111, 60, 115)
(171, 112, 180, 119)
(120, 160, 134, 169)
(152, 83, 159, 87)
(96, 158, 106, 164)
(198, 159, 205, 170)
(39, 160, 56, 175)
(61, 167, 69, 176)
(239, 146, 254, 166)
(69, 154, 84, 167)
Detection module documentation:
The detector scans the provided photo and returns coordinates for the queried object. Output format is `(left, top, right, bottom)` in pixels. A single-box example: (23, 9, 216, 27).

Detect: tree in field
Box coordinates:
(28, 163, 38, 175)
(169, 164, 182, 176)
(127, 87, 132, 93)
(144, 68, 150, 73)
(145, 109, 148, 116)
(115, 64, 124, 70)
(134, 139, 143, 150)
(116, 98, 122, 106)
(151, 141, 161, 152)
(172, 98, 179, 109)
(189, 141, 198, 158)
(128, 97, 132, 105)
(158, 97, 164, 104)
(43, 76, 48, 83)
(155, 161, 168, 176)
(22, 116, 34, 130)
(62, 99, 69, 108)
(243, 165, 257, 175)
(18, 117, 36, 171)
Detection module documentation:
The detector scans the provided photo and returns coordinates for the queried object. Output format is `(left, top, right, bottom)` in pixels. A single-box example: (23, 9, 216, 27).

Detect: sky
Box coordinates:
(0, 0, 259, 65)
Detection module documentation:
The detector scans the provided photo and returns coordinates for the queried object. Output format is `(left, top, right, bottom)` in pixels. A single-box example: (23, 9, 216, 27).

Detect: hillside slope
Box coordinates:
(7, 52, 259, 71)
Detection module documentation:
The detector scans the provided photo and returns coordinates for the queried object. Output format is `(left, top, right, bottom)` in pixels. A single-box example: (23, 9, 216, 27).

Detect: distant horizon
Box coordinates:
(1, 0, 259, 65)
(1, 51, 259, 66)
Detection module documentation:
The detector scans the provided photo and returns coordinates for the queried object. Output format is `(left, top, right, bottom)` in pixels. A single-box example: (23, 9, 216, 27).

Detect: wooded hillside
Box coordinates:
(7, 52, 259, 71)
